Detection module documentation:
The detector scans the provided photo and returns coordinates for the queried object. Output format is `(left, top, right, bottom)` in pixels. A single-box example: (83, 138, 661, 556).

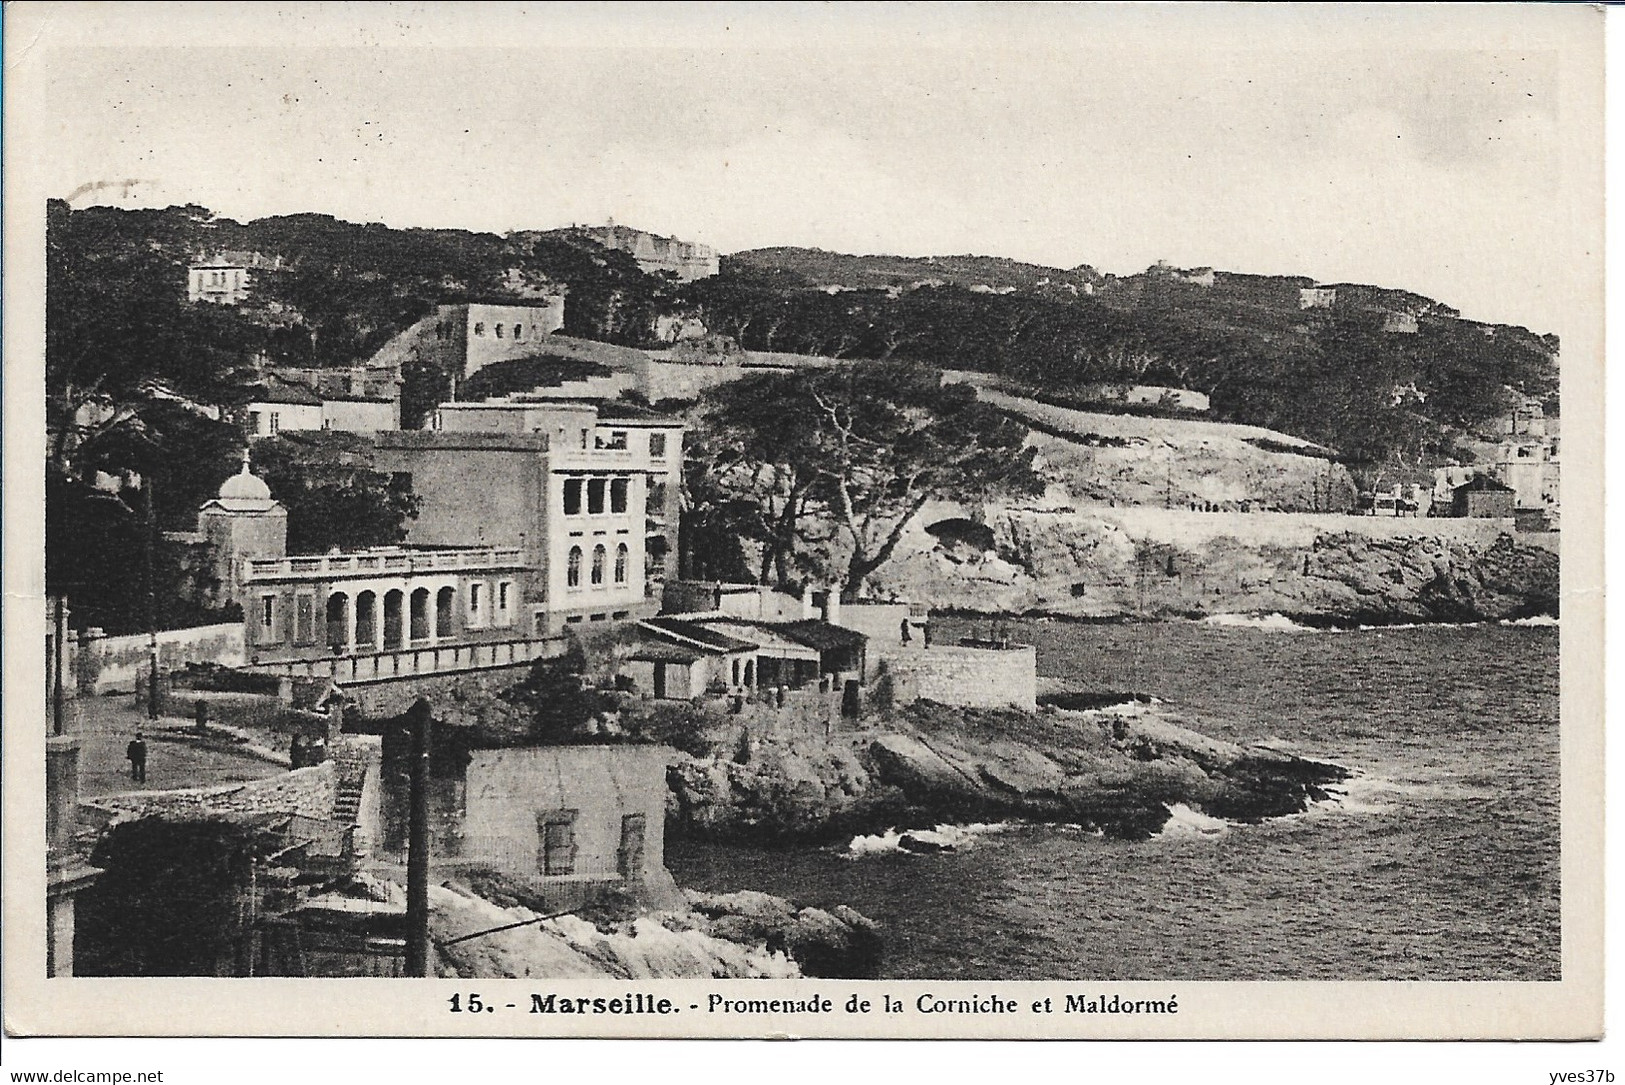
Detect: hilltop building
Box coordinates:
(187, 252, 282, 305)
(590, 222, 719, 281)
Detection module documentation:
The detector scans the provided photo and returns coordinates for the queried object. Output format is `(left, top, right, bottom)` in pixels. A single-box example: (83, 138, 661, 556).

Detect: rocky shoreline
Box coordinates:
(872, 506, 1559, 625)
(665, 697, 1348, 846)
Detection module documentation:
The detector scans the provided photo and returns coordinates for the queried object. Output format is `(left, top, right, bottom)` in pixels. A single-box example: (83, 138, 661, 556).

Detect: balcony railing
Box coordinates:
(242, 635, 563, 683)
(245, 547, 527, 581)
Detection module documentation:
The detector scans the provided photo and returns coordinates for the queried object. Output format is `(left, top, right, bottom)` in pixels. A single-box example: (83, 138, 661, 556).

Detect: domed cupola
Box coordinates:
(214, 450, 274, 510)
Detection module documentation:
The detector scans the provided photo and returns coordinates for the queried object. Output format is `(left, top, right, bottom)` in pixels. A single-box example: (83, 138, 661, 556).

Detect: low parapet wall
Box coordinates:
(72, 623, 246, 696)
(83, 762, 335, 825)
(877, 644, 1037, 711)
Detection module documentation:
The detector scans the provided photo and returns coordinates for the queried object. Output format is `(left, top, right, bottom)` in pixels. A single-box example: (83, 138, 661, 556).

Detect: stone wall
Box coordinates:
(875, 644, 1037, 711)
(73, 623, 246, 695)
(83, 762, 335, 824)
(341, 661, 539, 718)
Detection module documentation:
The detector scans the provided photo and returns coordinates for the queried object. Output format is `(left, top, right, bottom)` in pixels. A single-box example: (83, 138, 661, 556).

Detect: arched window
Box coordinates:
(591, 545, 606, 586)
(494, 323, 504, 338)
(614, 543, 629, 583)
(567, 546, 583, 588)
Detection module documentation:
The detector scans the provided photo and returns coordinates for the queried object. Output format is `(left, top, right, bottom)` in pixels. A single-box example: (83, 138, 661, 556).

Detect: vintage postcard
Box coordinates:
(2, 2, 1605, 1043)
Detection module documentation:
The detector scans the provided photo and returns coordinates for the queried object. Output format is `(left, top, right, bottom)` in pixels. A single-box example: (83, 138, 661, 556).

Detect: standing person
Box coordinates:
(126, 732, 148, 783)
(290, 733, 308, 769)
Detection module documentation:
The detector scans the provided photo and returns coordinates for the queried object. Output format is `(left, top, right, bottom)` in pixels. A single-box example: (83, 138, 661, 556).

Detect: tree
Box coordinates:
(250, 434, 420, 553)
(689, 363, 1041, 596)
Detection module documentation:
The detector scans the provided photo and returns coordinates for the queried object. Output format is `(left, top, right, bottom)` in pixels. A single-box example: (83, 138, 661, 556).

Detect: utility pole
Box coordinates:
(146, 473, 160, 721)
(53, 594, 67, 737)
(404, 698, 433, 976)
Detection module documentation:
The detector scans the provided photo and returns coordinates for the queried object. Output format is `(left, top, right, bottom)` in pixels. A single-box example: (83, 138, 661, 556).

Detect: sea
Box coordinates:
(666, 616, 1561, 981)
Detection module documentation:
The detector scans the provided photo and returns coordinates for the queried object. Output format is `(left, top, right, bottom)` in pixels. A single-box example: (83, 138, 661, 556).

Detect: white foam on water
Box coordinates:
(1155, 803, 1232, 839)
(843, 821, 1018, 858)
(1200, 613, 1314, 632)
(1500, 614, 1558, 627)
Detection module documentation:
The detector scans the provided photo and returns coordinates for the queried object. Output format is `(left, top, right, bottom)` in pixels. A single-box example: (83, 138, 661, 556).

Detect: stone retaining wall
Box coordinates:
(83, 763, 335, 824)
(876, 644, 1037, 710)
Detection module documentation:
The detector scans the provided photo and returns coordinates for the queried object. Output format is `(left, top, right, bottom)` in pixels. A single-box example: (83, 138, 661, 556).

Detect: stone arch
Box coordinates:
(383, 589, 405, 649)
(410, 587, 431, 641)
(355, 590, 377, 648)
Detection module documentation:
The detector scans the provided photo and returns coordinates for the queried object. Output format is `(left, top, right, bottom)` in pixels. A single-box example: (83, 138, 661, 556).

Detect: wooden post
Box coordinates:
(404, 698, 432, 976)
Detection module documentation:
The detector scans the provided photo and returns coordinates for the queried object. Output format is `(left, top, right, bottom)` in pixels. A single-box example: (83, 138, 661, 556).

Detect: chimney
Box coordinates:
(801, 584, 815, 620)
(824, 589, 841, 627)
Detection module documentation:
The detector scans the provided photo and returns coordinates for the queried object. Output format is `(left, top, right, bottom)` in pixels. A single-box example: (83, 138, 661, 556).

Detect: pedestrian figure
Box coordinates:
(290, 733, 308, 769)
(900, 617, 913, 645)
(126, 732, 148, 783)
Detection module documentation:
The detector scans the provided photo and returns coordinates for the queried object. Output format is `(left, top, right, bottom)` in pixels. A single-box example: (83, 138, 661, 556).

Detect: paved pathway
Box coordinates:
(62, 693, 285, 799)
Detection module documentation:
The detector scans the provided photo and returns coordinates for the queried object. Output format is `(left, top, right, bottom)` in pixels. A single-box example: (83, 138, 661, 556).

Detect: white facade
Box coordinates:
(188, 263, 253, 304)
(245, 400, 323, 438)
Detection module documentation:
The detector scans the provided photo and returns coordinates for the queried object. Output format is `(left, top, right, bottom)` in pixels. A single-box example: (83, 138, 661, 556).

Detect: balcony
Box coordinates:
(245, 547, 528, 582)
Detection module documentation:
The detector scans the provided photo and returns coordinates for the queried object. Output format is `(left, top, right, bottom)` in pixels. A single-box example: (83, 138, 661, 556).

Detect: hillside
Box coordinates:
(682, 250, 1560, 475)
(729, 247, 1102, 297)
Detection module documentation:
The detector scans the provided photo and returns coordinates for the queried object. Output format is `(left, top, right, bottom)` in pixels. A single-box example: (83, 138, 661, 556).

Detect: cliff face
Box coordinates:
(872, 506, 1558, 624)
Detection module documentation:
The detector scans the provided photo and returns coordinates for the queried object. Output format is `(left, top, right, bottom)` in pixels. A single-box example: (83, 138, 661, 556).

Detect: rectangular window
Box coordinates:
(594, 430, 628, 451)
(294, 593, 315, 644)
(468, 582, 484, 625)
(496, 580, 513, 625)
(649, 432, 667, 459)
(587, 478, 606, 515)
(618, 814, 647, 877)
(538, 811, 578, 876)
(269, 412, 280, 434)
(259, 595, 277, 641)
(610, 478, 629, 514)
(563, 478, 583, 515)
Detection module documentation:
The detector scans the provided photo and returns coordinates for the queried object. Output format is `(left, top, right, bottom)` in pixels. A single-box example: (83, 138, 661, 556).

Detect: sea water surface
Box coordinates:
(666, 619, 1560, 981)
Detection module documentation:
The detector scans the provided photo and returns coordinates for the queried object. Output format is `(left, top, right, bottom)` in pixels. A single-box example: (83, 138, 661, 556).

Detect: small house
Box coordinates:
(1450, 475, 1516, 519)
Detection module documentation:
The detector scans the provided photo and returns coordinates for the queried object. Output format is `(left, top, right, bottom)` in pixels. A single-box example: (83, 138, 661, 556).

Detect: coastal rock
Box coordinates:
(872, 505, 1558, 624)
(430, 880, 880, 979)
(664, 699, 1346, 846)
(686, 890, 883, 979)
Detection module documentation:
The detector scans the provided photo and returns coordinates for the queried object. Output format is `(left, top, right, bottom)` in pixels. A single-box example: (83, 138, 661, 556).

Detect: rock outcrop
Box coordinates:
(430, 881, 879, 980)
(666, 699, 1347, 845)
(873, 505, 1558, 624)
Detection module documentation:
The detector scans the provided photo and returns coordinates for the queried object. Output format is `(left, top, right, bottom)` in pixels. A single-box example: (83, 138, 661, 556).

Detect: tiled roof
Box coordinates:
(777, 620, 870, 652)
(640, 617, 758, 654)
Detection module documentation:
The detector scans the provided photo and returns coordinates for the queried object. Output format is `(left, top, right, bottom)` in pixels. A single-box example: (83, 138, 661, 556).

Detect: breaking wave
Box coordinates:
(1500, 615, 1558, 627)
(1200, 613, 1314, 632)
(1155, 803, 1231, 838)
(844, 822, 1017, 858)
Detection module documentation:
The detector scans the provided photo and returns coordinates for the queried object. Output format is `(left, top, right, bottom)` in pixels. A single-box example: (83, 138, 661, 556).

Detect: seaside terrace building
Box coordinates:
(175, 395, 684, 685)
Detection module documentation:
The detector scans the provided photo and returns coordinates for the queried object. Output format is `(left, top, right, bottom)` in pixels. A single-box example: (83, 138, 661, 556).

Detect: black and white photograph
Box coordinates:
(4, 1, 1606, 1048)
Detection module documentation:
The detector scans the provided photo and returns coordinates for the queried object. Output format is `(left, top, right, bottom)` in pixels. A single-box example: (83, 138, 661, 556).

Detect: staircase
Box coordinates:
(328, 740, 371, 830)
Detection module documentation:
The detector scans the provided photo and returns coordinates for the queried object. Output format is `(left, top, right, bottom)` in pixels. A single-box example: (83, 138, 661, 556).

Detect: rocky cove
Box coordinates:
(872, 504, 1559, 625)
